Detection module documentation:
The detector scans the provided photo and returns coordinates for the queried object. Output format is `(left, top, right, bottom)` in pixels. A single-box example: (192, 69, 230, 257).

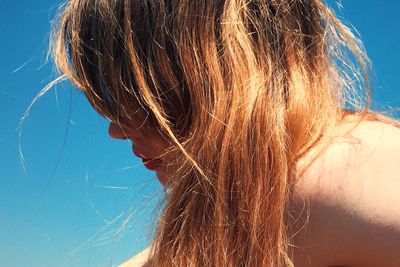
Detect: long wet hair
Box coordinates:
(51, 0, 377, 265)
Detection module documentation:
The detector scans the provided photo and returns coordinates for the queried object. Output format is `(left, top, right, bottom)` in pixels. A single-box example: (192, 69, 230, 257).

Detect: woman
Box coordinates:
(51, 0, 400, 266)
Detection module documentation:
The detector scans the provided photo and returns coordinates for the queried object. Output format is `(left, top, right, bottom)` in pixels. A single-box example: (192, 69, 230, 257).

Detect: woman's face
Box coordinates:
(108, 122, 170, 185)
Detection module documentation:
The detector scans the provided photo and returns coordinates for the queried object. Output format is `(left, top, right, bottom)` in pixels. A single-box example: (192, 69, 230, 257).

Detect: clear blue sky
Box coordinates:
(1, 1, 399, 266)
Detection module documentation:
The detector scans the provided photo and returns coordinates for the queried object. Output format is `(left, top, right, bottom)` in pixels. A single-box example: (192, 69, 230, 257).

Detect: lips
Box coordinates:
(132, 145, 162, 170)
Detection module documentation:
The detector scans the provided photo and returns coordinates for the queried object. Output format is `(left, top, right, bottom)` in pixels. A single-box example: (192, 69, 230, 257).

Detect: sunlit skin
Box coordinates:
(108, 122, 170, 185)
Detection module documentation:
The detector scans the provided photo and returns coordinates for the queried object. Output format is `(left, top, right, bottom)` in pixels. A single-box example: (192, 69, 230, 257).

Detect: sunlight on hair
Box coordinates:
(18, 74, 67, 171)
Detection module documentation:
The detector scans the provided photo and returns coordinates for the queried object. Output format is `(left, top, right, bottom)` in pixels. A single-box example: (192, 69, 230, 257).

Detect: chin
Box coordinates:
(156, 173, 167, 186)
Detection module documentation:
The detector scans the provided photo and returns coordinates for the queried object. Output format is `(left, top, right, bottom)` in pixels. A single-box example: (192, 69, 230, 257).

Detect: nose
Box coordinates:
(108, 122, 128, 139)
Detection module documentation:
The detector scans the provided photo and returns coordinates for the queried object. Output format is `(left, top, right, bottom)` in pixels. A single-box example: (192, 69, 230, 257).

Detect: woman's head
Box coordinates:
(53, 0, 365, 146)
(52, 0, 369, 265)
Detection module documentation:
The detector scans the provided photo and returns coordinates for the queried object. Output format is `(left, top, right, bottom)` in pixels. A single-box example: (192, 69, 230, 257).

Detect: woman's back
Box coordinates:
(291, 120, 400, 266)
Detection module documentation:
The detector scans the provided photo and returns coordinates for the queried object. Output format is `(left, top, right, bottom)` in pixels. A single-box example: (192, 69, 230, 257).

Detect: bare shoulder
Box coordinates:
(119, 247, 151, 267)
(297, 120, 400, 216)
(291, 120, 400, 267)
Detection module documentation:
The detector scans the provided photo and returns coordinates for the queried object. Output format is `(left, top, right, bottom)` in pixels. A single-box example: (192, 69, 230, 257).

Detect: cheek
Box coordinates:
(154, 142, 167, 155)
(153, 137, 171, 157)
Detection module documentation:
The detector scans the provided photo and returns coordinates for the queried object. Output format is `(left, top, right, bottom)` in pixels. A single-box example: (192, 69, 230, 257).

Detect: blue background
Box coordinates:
(1, 1, 399, 266)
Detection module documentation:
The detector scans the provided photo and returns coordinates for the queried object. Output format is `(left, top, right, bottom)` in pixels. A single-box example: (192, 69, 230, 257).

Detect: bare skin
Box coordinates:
(117, 120, 400, 267)
(291, 120, 400, 267)
(119, 247, 151, 267)
(108, 122, 170, 185)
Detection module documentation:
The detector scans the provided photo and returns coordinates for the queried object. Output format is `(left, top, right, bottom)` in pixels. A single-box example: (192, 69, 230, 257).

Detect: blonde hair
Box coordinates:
(51, 0, 383, 266)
